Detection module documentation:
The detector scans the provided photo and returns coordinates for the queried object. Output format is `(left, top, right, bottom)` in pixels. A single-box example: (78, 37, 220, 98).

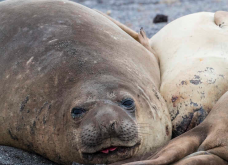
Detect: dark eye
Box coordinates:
(71, 107, 86, 119)
(121, 98, 135, 110)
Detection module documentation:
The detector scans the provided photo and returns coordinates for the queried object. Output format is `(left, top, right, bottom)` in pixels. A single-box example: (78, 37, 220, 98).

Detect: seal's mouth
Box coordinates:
(100, 146, 118, 154)
(82, 143, 140, 162)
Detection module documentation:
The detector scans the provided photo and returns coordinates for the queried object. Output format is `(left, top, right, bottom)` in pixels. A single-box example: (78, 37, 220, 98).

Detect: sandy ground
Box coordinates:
(0, 0, 228, 164)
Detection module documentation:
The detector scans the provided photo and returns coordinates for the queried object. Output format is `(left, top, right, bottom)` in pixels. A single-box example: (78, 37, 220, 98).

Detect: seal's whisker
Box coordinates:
(136, 124, 150, 126)
(138, 132, 152, 135)
(137, 127, 151, 129)
(137, 125, 151, 127)
(136, 125, 152, 128)
(137, 122, 150, 123)
(138, 133, 153, 136)
(137, 123, 150, 125)
(136, 124, 151, 126)
(138, 130, 153, 133)
(138, 130, 150, 132)
(138, 133, 153, 135)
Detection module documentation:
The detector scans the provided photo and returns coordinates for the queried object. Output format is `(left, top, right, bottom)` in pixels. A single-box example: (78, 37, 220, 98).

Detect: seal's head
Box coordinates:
(63, 74, 171, 164)
(67, 77, 142, 163)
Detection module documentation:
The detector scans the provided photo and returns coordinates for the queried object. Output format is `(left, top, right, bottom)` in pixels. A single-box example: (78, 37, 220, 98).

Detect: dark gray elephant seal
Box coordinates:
(0, 0, 171, 164)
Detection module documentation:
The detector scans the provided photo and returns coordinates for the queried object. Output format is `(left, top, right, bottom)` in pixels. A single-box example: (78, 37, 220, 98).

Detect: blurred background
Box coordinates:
(73, 0, 228, 37)
(0, 0, 228, 164)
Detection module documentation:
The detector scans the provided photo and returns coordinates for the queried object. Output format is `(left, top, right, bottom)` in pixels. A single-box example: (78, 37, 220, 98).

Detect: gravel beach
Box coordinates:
(0, 0, 228, 164)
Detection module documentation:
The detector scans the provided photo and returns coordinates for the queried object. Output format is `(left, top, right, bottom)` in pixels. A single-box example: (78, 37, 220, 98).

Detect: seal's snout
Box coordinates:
(100, 118, 120, 137)
(100, 120, 118, 136)
(78, 102, 140, 162)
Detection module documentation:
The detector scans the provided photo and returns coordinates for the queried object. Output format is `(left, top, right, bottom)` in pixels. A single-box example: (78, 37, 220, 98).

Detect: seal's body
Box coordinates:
(150, 12, 228, 137)
(0, 0, 171, 164)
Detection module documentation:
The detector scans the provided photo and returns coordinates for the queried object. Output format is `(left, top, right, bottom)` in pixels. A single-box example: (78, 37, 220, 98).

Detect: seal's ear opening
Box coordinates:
(214, 11, 228, 28)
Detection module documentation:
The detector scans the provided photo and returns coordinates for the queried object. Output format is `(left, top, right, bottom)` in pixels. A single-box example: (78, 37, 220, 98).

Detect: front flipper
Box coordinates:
(122, 91, 228, 165)
(121, 126, 205, 165)
(138, 28, 157, 56)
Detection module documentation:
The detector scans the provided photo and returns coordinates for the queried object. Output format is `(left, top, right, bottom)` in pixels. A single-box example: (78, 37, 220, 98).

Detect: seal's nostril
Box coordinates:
(110, 121, 116, 130)
(111, 123, 115, 130)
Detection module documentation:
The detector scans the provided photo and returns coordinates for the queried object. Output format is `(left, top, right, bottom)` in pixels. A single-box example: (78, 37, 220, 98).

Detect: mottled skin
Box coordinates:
(150, 12, 228, 138)
(0, 0, 171, 164)
(101, 10, 228, 165)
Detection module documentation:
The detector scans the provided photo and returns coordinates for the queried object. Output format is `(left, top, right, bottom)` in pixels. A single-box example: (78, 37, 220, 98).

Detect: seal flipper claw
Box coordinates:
(138, 28, 148, 43)
(138, 28, 158, 61)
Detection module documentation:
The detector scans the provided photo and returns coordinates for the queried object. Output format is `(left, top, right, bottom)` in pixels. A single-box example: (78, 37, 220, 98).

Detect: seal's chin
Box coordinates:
(82, 142, 140, 163)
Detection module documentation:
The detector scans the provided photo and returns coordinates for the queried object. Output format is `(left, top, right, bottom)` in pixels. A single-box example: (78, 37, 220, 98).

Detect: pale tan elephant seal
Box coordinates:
(0, 0, 171, 164)
(102, 10, 228, 165)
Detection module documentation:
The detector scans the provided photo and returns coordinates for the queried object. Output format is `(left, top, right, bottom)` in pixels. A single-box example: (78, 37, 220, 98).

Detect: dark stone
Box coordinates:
(97, 0, 103, 3)
(153, 14, 168, 23)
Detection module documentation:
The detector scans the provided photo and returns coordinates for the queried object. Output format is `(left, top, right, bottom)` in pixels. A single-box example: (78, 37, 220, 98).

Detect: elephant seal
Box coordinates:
(0, 0, 171, 164)
(150, 11, 228, 138)
(104, 11, 228, 165)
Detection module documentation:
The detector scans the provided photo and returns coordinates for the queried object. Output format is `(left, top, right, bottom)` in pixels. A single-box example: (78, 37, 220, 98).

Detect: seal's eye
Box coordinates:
(71, 107, 86, 119)
(121, 98, 135, 110)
